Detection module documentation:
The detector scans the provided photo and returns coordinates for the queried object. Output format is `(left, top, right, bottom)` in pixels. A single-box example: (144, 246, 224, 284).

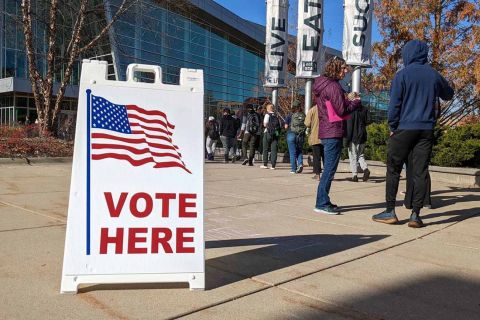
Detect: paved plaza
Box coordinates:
(1, 160, 479, 319)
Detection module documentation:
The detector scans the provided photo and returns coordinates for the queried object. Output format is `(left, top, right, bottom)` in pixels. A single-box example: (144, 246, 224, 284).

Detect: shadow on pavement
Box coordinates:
(79, 282, 189, 293)
(341, 187, 480, 220)
(339, 200, 403, 213)
(333, 177, 386, 183)
(271, 274, 480, 320)
(206, 234, 388, 289)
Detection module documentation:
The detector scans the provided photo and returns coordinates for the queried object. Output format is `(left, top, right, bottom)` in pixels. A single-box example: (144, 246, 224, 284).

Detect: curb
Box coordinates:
(335, 159, 480, 188)
(0, 157, 73, 165)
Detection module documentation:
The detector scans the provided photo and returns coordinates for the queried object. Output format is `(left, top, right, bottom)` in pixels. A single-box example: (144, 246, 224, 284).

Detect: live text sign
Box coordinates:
(265, 0, 289, 87)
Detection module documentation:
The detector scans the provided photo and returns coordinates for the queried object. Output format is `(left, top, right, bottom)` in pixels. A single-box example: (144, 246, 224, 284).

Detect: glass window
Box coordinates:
(5, 50, 15, 77)
(5, 16, 17, 49)
(16, 52, 26, 78)
(16, 97, 28, 108)
(16, 108, 28, 123)
(210, 48, 225, 62)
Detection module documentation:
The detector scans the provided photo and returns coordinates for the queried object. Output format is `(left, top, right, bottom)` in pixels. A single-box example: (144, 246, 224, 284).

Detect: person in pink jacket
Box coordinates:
(313, 56, 361, 215)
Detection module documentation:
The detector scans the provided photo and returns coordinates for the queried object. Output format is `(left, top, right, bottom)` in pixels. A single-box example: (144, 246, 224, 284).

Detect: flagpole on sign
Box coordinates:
(351, 66, 361, 93)
(304, 79, 313, 113)
(86, 89, 92, 256)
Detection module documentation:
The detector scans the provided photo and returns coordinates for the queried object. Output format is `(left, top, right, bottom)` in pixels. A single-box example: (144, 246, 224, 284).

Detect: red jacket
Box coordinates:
(313, 76, 360, 139)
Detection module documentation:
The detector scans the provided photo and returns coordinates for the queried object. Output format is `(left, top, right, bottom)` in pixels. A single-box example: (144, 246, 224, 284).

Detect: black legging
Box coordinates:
(312, 143, 324, 174)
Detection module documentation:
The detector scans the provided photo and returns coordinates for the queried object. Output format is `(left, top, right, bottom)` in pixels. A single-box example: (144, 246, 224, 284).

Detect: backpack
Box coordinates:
(290, 112, 306, 134)
(208, 122, 220, 140)
(266, 113, 281, 136)
(246, 113, 260, 134)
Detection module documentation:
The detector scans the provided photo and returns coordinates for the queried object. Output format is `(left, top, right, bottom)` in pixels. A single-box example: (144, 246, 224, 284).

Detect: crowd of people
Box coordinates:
(205, 40, 454, 228)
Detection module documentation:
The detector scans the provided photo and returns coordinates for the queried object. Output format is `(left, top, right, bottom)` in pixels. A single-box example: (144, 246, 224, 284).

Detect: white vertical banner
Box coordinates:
(342, 0, 373, 66)
(296, 0, 324, 78)
(265, 0, 289, 88)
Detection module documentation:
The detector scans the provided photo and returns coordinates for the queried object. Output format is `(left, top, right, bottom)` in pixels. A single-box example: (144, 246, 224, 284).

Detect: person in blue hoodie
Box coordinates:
(372, 40, 454, 228)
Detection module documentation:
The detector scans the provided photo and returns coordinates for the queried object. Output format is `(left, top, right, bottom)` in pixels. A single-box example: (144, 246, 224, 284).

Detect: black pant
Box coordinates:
(262, 133, 278, 167)
(312, 143, 324, 174)
(404, 151, 432, 209)
(241, 133, 258, 163)
(386, 130, 434, 213)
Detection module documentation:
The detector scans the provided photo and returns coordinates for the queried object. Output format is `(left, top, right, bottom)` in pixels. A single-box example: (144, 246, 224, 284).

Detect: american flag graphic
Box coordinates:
(90, 94, 191, 174)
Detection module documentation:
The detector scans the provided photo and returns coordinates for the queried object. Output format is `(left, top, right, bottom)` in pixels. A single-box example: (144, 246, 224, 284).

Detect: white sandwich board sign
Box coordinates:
(61, 60, 205, 293)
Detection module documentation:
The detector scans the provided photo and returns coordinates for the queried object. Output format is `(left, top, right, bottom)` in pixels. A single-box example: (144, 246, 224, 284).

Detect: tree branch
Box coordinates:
(78, 0, 138, 54)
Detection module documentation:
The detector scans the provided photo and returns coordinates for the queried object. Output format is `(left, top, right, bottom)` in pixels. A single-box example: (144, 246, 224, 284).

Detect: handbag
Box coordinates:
(326, 100, 351, 123)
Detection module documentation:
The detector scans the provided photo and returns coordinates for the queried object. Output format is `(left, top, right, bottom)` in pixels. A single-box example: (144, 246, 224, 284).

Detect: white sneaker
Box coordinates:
(260, 165, 269, 169)
(270, 167, 276, 170)
(290, 171, 296, 174)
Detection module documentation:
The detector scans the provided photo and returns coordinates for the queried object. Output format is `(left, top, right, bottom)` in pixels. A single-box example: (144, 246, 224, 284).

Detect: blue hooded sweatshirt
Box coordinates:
(388, 40, 454, 131)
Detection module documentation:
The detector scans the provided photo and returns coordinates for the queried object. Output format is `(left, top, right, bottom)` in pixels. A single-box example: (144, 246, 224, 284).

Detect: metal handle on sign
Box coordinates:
(126, 64, 162, 84)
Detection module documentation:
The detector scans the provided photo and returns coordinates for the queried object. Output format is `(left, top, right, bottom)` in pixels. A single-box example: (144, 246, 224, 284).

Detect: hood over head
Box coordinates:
(402, 40, 429, 66)
(313, 76, 335, 95)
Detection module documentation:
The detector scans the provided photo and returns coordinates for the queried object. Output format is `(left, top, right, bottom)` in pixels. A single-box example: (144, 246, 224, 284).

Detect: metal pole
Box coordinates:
(272, 88, 278, 109)
(351, 66, 362, 93)
(304, 79, 313, 113)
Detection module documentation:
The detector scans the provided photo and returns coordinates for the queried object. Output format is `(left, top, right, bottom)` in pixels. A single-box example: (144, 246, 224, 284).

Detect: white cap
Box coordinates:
(208, 116, 214, 121)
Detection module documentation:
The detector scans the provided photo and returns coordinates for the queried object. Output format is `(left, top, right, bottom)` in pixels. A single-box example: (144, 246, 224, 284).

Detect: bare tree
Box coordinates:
(20, 0, 137, 135)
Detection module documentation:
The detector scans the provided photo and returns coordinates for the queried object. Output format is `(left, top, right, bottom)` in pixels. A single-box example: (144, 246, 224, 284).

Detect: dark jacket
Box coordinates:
(313, 76, 361, 139)
(220, 114, 237, 138)
(346, 105, 371, 145)
(205, 120, 219, 140)
(388, 40, 454, 131)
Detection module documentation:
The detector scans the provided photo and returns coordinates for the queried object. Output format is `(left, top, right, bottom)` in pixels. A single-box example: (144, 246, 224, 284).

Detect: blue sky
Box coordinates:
(213, 0, 381, 51)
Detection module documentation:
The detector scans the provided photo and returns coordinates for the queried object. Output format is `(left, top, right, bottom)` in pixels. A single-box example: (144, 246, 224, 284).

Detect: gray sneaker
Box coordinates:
(408, 212, 425, 228)
(372, 209, 398, 224)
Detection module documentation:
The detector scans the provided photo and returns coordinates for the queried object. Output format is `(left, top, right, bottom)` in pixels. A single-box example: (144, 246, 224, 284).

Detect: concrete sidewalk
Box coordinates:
(0, 161, 479, 319)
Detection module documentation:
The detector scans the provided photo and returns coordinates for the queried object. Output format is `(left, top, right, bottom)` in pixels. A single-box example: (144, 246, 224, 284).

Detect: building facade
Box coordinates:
(0, 0, 352, 128)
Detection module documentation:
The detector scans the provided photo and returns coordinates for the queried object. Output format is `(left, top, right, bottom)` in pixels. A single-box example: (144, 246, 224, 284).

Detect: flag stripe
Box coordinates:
(91, 133, 179, 152)
(92, 143, 182, 160)
(128, 113, 172, 130)
(130, 122, 172, 136)
(131, 130, 174, 144)
(92, 153, 191, 173)
(126, 105, 175, 129)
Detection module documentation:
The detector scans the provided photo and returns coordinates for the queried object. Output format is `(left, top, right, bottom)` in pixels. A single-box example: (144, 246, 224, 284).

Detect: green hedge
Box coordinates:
(362, 122, 480, 168)
(364, 122, 390, 162)
(253, 122, 480, 168)
(431, 124, 480, 168)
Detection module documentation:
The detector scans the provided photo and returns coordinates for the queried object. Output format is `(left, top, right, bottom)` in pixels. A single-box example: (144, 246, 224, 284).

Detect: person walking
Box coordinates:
(240, 104, 261, 166)
(313, 57, 361, 215)
(372, 40, 454, 228)
(230, 110, 242, 161)
(255, 104, 266, 164)
(345, 103, 371, 182)
(205, 116, 220, 161)
(219, 108, 237, 163)
(305, 104, 323, 181)
(285, 101, 306, 174)
(261, 103, 281, 170)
